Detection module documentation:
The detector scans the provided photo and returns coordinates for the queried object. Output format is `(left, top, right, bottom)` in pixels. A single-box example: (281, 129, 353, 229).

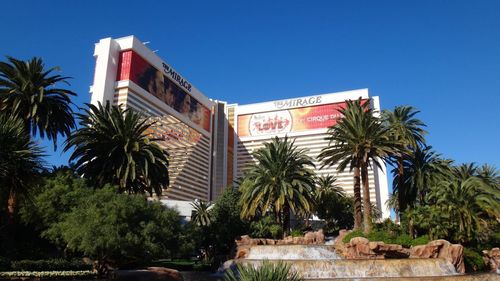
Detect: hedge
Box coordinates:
(11, 259, 91, 272)
(0, 270, 96, 278)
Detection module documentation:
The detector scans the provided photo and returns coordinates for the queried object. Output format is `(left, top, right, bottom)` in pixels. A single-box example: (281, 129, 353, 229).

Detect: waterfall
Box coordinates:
(246, 245, 340, 260)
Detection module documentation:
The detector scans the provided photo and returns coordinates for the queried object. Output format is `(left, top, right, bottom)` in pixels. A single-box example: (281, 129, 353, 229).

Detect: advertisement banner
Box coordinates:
(117, 51, 211, 132)
(237, 102, 354, 137)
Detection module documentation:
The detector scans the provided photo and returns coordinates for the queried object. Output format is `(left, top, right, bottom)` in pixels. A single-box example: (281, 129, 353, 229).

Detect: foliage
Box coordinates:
(240, 136, 316, 236)
(342, 229, 429, 248)
(382, 106, 427, 215)
(315, 175, 344, 200)
(0, 271, 96, 278)
(20, 170, 92, 237)
(315, 192, 354, 235)
(392, 146, 450, 210)
(0, 114, 45, 253)
(463, 248, 486, 272)
(11, 259, 91, 271)
(319, 98, 395, 232)
(190, 200, 213, 227)
(45, 186, 181, 273)
(426, 176, 500, 244)
(179, 188, 250, 266)
(250, 216, 283, 239)
(65, 102, 169, 196)
(223, 261, 303, 281)
(0, 56, 76, 148)
(290, 229, 303, 237)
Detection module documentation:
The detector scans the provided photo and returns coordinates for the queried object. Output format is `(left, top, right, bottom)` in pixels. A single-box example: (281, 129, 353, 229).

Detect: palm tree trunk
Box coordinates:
(353, 166, 363, 230)
(3, 187, 17, 251)
(283, 204, 290, 238)
(361, 163, 372, 233)
(397, 157, 405, 218)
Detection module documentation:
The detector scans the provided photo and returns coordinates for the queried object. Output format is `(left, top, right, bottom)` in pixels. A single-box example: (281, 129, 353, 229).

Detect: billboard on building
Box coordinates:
(117, 50, 211, 132)
(237, 101, 352, 137)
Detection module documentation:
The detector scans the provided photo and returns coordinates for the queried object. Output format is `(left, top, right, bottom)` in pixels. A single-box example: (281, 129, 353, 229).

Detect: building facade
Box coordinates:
(90, 36, 390, 218)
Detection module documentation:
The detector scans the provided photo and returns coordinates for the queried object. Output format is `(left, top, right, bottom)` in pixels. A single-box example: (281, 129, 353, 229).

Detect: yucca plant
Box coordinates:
(223, 261, 303, 281)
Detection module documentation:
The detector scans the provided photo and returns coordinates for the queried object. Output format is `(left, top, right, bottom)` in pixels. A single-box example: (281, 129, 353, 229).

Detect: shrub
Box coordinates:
(45, 187, 181, 275)
(463, 248, 485, 272)
(342, 230, 365, 243)
(250, 216, 283, 239)
(223, 261, 303, 281)
(410, 235, 431, 246)
(366, 230, 393, 244)
(342, 230, 430, 248)
(11, 259, 91, 271)
(290, 229, 303, 237)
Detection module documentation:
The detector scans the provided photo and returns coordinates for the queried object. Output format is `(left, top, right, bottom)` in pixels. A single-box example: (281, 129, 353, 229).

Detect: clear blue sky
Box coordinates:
(1, 0, 499, 168)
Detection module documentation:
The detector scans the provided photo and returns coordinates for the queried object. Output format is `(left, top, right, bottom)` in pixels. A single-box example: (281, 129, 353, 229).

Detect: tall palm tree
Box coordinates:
(382, 106, 426, 219)
(0, 114, 44, 246)
(190, 200, 213, 227)
(394, 146, 451, 208)
(319, 98, 394, 232)
(239, 136, 316, 236)
(65, 102, 169, 196)
(0, 57, 75, 148)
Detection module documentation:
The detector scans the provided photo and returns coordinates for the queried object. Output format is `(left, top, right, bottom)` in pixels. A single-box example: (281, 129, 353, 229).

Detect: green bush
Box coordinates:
(11, 259, 91, 271)
(366, 230, 392, 243)
(342, 230, 430, 248)
(410, 235, 431, 246)
(250, 216, 283, 239)
(290, 229, 303, 237)
(342, 230, 366, 243)
(463, 248, 485, 272)
(223, 261, 303, 281)
(44, 187, 181, 274)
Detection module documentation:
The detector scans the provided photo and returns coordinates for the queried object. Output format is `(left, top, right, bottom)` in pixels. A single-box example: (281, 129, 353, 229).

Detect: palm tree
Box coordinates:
(316, 175, 345, 200)
(318, 98, 394, 232)
(382, 106, 426, 219)
(0, 114, 44, 247)
(190, 200, 213, 227)
(428, 177, 500, 243)
(239, 136, 316, 236)
(0, 57, 75, 148)
(65, 102, 169, 196)
(394, 146, 451, 208)
(476, 164, 499, 190)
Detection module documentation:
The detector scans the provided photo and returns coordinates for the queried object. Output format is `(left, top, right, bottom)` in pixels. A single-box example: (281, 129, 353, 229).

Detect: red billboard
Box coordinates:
(237, 102, 355, 137)
(117, 50, 211, 132)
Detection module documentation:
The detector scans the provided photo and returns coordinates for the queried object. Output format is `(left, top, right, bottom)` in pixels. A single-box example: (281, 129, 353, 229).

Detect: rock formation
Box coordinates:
(410, 239, 465, 274)
(482, 247, 500, 273)
(334, 230, 465, 274)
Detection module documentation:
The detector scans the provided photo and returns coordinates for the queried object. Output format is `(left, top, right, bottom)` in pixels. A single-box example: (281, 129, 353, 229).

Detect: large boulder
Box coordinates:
(115, 267, 183, 281)
(482, 247, 500, 273)
(343, 236, 409, 259)
(410, 240, 465, 274)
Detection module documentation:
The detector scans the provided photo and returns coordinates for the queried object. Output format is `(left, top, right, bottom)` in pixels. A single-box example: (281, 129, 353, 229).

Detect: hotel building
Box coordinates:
(90, 36, 390, 218)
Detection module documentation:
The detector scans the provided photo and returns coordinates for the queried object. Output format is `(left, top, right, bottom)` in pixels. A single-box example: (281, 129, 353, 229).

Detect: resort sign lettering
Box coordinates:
(274, 96, 322, 109)
(162, 62, 192, 92)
